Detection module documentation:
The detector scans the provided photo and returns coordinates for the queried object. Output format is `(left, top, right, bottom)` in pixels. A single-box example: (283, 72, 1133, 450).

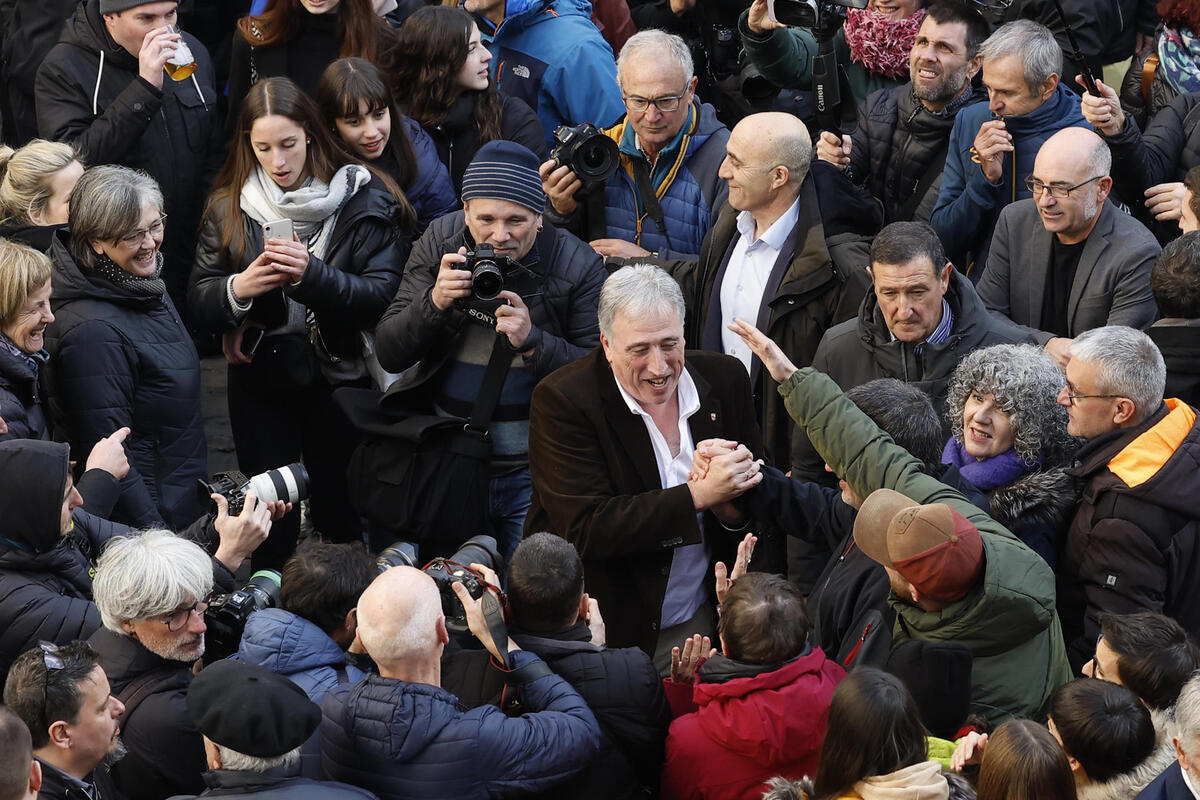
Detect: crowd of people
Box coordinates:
(1, 0, 1200, 796)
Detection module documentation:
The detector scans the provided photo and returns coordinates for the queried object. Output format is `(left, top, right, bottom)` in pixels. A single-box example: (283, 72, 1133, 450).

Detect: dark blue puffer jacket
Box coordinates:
(600, 101, 729, 260)
(320, 650, 601, 799)
(237, 608, 367, 778)
(400, 116, 459, 236)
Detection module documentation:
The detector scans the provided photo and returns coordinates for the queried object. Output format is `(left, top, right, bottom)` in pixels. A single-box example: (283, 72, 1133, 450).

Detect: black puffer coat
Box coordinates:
(43, 234, 207, 531)
(0, 346, 48, 443)
(1104, 92, 1200, 197)
(847, 84, 988, 224)
(421, 92, 546, 197)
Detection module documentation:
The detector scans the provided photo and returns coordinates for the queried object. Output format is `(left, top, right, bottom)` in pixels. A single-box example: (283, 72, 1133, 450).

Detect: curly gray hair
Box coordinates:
(946, 344, 1078, 466)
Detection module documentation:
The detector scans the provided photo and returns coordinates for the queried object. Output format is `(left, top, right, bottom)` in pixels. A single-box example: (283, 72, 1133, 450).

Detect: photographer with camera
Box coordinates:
(0, 439, 278, 696)
(540, 30, 730, 262)
(320, 564, 602, 798)
(373, 140, 605, 561)
(739, 0, 926, 107)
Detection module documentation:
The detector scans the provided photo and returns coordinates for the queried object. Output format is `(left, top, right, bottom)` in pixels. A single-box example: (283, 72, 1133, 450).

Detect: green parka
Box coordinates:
(778, 366, 1073, 722)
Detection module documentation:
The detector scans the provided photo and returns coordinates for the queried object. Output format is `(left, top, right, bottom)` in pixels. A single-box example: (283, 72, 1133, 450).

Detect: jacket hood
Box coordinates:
(689, 648, 841, 762)
(48, 229, 154, 307)
(61, 0, 139, 70)
(1077, 737, 1178, 800)
(0, 439, 71, 554)
(987, 467, 1081, 537)
(237, 608, 351, 675)
(893, 525, 1057, 655)
(854, 760, 950, 800)
(481, 0, 585, 32)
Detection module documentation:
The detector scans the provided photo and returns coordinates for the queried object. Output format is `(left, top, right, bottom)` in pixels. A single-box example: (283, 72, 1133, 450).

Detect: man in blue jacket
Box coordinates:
(930, 19, 1090, 276)
(465, 0, 625, 151)
(321, 565, 601, 799)
(541, 29, 730, 261)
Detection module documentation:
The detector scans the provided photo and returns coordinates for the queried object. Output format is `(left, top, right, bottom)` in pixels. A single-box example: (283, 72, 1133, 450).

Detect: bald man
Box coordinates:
(978, 127, 1161, 367)
(319, 566, 600, 799)
(662, 111, 880, 474)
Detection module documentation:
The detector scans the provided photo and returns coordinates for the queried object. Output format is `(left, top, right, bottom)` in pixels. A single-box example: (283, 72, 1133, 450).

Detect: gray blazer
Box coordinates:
(977, 198, 1160, 344)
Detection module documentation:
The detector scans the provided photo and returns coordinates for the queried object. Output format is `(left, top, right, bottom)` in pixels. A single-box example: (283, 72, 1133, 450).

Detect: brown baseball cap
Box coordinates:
(853, 488, 985, 603)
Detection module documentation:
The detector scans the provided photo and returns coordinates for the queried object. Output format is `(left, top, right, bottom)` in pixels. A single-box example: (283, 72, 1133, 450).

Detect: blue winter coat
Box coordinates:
(237, 608, 366, 779)
(473, 0, 625, 151)
(930, 83, 1090, 274)
(320, 650, 601, 799)
(600, 101, 730, 260)
(397, 116, 458, 236)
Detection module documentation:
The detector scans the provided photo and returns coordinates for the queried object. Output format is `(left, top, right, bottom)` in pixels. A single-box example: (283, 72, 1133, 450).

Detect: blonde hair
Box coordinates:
(0, 140, 80, 225)
(0, 238, 53, 326)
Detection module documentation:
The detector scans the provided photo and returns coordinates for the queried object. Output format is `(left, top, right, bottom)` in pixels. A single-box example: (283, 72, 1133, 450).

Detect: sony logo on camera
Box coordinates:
(465, 306, 498, 327)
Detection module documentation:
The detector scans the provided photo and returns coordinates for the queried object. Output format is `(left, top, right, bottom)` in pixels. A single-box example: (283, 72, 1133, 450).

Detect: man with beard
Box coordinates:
(977, 128, 1160, 367)
(86, 530, 218, 800)
(816, 2, 990, 224)
(3, 641, 127, 800)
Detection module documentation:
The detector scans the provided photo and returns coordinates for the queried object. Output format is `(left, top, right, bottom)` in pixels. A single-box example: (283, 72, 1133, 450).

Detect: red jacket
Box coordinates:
(661, 648, 844, 800)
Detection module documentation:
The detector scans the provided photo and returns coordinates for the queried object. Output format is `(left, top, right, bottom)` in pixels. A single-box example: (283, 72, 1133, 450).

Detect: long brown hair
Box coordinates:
(204, 77, 410, 263)
(392, 6, 503, 144)
(976, 720, 1077, 800)
(236, 0, 396, 65)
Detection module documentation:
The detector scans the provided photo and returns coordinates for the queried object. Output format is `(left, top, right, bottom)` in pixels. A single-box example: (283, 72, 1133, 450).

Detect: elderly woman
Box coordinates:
(45, 165, 207, 530)
(943, 343, 1081, 566)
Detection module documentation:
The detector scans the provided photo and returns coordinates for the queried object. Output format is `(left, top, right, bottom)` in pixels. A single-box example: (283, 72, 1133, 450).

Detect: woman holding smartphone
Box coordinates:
(188, 76, 411, 569)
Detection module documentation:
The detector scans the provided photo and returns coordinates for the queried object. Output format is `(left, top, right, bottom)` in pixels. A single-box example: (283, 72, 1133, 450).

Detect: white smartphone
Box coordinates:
(262, 218, 293, 244)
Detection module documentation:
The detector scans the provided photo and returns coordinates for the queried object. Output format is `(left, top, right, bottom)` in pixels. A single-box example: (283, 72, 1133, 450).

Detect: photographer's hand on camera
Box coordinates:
(212, 491, 272, 572)
(746, 0, 786, 34)
(85, 426, 131, 480)
(450, 563, 520, 662)
(495, 291, 535, 351)
(137, 26, 180, 90)
(539, 160, 583, 216)
(265, 233, 310, 286)
(816, 132, 853, 169)
(973, 119, 1012, 185)
(431, 248, 473, 312)
(1078, 76, 1125, 136)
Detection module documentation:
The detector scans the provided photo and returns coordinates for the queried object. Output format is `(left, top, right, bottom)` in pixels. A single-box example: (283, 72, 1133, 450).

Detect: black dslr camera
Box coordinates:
(462, 244, 513, 302)
(203, 570, 281, 661)
(453, 246, 542, 324)
(551, 123, 620, 183)
(197, 463, 310, 515)
(769, 0, 867, 27)
(377, 535, 503, 635)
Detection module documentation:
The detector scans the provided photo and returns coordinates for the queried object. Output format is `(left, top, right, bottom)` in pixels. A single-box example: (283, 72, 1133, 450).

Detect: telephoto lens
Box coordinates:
(246, 463, 309, 506)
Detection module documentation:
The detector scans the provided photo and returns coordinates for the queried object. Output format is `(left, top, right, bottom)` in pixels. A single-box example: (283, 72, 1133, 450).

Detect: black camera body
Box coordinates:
(377, 535, 503, 635)
(203, 570, 281, 661)
(464, 244, 513, 302)
(770, 0, 867, 27)
(197, 463, 310, 515)
(453, 246, 542, 324)
(551, 123, 620, 183)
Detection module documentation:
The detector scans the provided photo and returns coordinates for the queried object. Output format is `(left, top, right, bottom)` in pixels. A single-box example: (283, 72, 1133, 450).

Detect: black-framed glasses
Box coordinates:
(623, 85, 689, 113)
(118, 213, 168, 248)
(1061, 384, 1125, 405)
(1025, 175, 1103, 199)
(157, 599, 209, 632)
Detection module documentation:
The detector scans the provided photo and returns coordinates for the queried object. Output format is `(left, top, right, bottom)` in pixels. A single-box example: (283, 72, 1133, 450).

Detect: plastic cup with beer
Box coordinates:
(163, 24, 196, 81)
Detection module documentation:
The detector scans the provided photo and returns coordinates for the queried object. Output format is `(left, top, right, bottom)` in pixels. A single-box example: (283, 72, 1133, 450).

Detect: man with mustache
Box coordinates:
(815, 1, 990, 224)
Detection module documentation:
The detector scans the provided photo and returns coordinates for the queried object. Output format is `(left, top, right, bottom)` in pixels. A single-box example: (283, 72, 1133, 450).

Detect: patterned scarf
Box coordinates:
(0, 332, 46, 372)
(1157, 24, 1200, 96)
(843, 8, 926, 79)
(90, 251, 167, 299)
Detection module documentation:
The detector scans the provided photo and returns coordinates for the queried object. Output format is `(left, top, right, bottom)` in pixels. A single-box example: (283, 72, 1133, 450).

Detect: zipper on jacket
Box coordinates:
(816, 539, 857, 606)
(844, 621, 874, 667)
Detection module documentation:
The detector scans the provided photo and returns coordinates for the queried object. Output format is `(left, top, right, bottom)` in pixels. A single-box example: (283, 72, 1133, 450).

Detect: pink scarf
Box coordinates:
(843, 7, 926, 78)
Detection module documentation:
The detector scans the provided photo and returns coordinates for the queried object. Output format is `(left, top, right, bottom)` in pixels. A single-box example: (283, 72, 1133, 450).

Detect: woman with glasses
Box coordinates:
(942, 344, 1081, 568)
(189, 77, 410, 570)
(43, 165, 206, 530)
(392, 6, 544, 196)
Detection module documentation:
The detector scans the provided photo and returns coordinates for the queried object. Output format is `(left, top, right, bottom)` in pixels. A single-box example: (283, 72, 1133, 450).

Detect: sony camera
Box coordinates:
(463, 244, 513, 302)
(769, 0, 866, 28)
(203, 569, 281, 661)
(551, 122, 620, 183)
(197, 463, 310, 515)
(377, 535, 503, 634)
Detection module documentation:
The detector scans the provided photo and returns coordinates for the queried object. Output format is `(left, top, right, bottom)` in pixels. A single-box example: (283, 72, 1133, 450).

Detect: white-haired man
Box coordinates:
(1136, 672, 1200, 800)
(1056, 327, 1200, 672)
(86, 530, 219, 800)
(319, 565, 600, 798)
(978, 128, 1160, 368)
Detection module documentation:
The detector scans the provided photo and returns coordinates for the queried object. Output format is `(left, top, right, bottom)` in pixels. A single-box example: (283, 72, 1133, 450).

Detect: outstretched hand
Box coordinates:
(670, 634, 716, 684)
(715, 533, 757, 606)
(727, 318, 798, 384)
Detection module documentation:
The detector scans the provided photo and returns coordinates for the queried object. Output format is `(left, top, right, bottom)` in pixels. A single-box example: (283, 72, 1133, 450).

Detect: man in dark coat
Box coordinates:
(1058, 326, 1200, 671)
(35, 0, 223, 312)
(3, 641, 126, 800)
(525, 264, 768, 667)
(815, 1, 990, 224)
(1135, 672, 1200, 800)
(1147, 231, 1200, 408)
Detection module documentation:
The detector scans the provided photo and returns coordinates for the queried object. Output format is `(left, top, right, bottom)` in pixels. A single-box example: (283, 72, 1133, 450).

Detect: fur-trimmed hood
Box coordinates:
(1078, 708, 1178, 800)
(988, 467, 1082, 538)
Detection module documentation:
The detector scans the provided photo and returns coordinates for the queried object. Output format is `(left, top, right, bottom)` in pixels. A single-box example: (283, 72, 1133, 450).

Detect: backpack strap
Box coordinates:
(1142, 53, 1160, 108)
(115, 668, 186, 730)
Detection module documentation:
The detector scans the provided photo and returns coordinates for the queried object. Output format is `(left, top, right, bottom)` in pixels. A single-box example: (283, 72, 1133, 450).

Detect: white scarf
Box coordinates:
(240, 164, 370, 261)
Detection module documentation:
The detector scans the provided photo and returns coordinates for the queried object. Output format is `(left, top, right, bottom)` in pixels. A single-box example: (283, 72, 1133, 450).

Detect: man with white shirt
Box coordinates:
(665, 111, 878, 471)
(525, 265, 769, 672)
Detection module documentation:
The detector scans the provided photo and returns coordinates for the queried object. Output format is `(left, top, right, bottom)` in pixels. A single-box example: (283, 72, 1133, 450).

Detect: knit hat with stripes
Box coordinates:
(461, 140, 546, 213)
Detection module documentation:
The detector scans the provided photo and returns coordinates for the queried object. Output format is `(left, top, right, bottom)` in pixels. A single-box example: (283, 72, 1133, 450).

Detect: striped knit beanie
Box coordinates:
(461, 140, 546, 213)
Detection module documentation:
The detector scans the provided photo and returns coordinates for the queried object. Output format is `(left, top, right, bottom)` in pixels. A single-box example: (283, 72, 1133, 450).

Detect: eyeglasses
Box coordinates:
(623, 86, 689, 113)
(157, 599, 209, 632)
(1061, 385, 1125, 405)
(1025, 175, 1103, 199)
(118, 213, 167, 248)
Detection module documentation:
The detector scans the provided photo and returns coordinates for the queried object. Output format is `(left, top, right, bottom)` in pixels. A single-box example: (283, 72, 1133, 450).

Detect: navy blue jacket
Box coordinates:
(396, 116, 458, 237)
(1135, 762, 1189, 800)
(320, 650, 601, 799)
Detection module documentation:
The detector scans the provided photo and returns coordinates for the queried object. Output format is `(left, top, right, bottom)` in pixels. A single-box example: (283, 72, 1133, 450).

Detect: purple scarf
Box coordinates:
(941, 438, 1039, 491)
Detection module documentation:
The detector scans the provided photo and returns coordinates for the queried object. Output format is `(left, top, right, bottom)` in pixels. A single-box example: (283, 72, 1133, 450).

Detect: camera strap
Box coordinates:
(466, 334, 515, 434)
(631, 157, 673, 253)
